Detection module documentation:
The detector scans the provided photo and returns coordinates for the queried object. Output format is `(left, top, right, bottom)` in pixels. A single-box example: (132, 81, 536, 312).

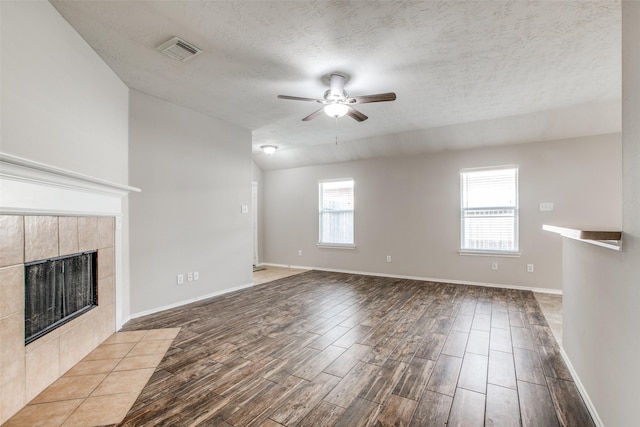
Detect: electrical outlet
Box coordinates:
(187, 272, 194, 281)
(298, 250, 302, 256)
(539, 202, 554, 212)
(177, 274, 184, 285)
(386, 255, 392, 263)
(194, 271, 199, 280)
(527, 264, 534, 273)
(241, 205, 249, 214)
(491, 261, 498, 271)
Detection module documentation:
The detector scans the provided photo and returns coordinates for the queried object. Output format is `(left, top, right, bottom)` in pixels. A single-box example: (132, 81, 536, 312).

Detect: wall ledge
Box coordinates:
(0, 152, 140, 198)
(543, 224, 622, 251)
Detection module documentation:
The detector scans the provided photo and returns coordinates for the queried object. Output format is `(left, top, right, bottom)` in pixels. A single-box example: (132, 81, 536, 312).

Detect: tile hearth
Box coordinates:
(4, 328, 180, 427)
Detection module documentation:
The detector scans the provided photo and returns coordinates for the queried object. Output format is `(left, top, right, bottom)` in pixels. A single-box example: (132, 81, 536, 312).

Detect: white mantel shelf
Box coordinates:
(543, 224, 623, 251)
(0, 152, 140, 216)
(0, 152, 140, 195)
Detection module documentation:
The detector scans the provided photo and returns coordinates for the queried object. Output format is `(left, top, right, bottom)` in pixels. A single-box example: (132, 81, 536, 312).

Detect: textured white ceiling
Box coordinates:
(51, 0, 621, 170)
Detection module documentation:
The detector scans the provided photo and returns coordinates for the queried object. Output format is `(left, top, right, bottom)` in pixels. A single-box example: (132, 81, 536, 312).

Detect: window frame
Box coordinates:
(459, 166, 520, 256)
(317, 178, 356, 249)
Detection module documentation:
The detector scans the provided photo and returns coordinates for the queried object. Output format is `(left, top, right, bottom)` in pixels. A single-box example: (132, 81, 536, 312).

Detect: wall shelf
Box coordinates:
(543, 224, 622, 251)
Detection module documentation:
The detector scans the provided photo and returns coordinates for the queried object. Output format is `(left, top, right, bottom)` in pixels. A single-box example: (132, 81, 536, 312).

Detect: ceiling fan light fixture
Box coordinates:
(261, 145, 278, 155)
(323, 103, 349, 118)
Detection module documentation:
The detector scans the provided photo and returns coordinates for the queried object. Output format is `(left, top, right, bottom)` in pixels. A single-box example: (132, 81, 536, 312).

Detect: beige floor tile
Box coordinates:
(102, 331, 147, 345)
(31, 374, 106, 404)
(61, 392, 139, 427)
(4, 399, 82, 427)
(128, 339, 173, 356)
(114, 354, 165, 371)
(253, 266, 308, 286)
(63, 359, 120, 377)
(141, 328, 181, 341)
(91, 368, 155, 396)
(83, 342, 135, 361)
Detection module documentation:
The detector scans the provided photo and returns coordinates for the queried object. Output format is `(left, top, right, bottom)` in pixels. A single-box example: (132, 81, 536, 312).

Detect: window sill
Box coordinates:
(459, 250, 521, 257)
(317, 243, 357, 250)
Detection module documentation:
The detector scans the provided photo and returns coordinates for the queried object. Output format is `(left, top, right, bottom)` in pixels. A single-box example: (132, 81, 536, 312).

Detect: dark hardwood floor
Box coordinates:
(118, 271, 593, 426)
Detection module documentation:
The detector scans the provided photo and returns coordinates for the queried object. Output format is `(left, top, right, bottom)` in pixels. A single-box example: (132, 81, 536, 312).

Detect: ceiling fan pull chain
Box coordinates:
(335, 117, 339, 145)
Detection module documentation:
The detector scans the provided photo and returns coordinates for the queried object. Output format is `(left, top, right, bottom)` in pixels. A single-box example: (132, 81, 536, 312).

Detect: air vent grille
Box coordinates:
(156, 36, 202, 62)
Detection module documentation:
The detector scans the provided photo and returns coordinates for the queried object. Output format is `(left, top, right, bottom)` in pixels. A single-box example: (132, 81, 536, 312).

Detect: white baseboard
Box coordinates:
(259, 262, 562, 295)
(129, 282, 254, 320)
(558, 347, 604, 427)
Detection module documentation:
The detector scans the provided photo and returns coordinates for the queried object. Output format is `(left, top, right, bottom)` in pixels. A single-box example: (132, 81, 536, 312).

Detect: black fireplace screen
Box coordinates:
(24, 251, 98, 344)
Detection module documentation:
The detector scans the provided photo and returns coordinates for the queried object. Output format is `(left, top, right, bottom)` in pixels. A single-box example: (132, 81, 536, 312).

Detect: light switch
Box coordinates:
(539, 202, 554, 212)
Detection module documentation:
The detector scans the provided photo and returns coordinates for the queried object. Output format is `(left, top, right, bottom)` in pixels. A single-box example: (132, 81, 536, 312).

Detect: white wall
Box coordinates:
(128, 90, 253, 315)
(0, 1, 131, 324)
(263, 134, 621, 291)
(0, 1, 129, 185)
(562, 2, 640, 426)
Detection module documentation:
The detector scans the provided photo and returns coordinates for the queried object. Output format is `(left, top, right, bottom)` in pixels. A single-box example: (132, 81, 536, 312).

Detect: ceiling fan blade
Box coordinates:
(302, 107, 325, 121)
(278, 95, 323, 103)
(347, 107, 368, 122)
(348, 92, 397, 104)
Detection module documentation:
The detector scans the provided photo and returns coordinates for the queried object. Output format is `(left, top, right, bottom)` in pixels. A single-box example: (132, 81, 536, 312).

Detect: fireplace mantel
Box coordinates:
(1, 152, 142, 421)
(1, 151, 140, 331)
(0, 152, 140, 217)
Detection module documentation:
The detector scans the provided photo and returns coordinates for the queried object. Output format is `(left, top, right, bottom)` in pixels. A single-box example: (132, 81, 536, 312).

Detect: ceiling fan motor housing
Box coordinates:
(329, 74, 347, 99)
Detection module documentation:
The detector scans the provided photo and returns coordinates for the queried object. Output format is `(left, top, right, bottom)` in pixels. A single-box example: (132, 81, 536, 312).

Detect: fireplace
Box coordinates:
(0, 153, 139, 424)
(25, 251, 98, 344)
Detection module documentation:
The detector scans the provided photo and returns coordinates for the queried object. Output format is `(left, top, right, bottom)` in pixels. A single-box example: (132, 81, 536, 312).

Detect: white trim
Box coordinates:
(0, 152, 140, 195)
(318, 177, 355, 184)
(252, 181, 259, 266)
(129, 282, 254, 319)
(459, 164, 519, 174)
(317, 243, 357, 250)
(558, 346, 604, 427)
(458, 250, 521, 257)
(318, 177, 355, 247)
(460, 166, 519, 254)
(258, 263, 562, 294)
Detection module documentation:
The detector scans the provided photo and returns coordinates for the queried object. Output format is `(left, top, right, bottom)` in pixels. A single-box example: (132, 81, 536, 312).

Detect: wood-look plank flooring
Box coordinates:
(118, 271, 593, 426)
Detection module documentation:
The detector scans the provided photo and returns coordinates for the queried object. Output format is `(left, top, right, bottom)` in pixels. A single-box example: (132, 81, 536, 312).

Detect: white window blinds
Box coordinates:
(461, 167, 519, 253)
(319, 179, 354, 245)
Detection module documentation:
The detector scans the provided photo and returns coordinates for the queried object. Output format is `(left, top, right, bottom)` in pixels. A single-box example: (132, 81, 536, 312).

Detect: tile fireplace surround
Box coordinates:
(0, 215, 116, 423)
(0, 152, 139, 424)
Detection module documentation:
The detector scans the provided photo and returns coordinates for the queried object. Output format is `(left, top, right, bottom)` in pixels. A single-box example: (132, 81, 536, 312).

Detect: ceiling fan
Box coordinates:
(278, 73, 396, 122)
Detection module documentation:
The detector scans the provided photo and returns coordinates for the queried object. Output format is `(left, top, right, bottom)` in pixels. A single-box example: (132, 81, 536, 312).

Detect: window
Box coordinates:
(319, 179, 354, 246)
(460, 167, 519, 253)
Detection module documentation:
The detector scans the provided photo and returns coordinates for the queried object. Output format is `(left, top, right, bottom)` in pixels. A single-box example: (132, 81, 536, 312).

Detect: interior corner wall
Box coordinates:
(262, 134, 621, 291)
(561, 2, 640, 426)
(128, 90, 253, 315)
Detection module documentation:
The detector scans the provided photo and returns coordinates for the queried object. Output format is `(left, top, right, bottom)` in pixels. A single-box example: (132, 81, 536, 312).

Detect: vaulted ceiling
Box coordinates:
(51, 0, 621, 170)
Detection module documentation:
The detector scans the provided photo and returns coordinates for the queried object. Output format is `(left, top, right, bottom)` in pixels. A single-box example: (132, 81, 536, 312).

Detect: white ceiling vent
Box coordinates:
(156, 37, 202, 62)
